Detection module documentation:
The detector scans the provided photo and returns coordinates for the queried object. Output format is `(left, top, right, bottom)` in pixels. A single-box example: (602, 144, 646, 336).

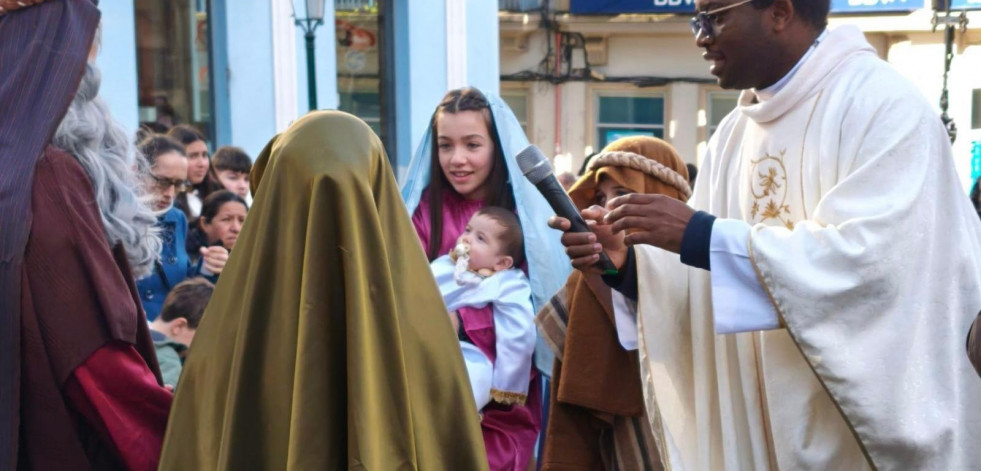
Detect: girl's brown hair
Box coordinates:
(425, 88, 515, 261)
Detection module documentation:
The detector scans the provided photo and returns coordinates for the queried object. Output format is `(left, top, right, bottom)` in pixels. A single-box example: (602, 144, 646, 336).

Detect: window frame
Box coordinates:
(337, 76, 382, 133)
(589, 85, 668, 151)
(972, 88, 981, 131)
(501, 83, 533, 138)
(706, 90, 740, 137)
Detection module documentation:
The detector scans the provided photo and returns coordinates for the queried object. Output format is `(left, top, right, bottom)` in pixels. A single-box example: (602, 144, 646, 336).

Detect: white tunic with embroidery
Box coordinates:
(628, 26, 981, 471)
(431, 255, 536, 408)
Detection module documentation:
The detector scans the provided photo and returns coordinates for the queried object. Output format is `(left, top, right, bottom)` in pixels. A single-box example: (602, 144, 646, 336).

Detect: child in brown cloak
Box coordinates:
(537, 136, 691, 471)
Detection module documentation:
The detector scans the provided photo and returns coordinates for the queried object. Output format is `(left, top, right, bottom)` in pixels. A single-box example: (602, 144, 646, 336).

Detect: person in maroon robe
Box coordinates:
(0, 1, 172, 469)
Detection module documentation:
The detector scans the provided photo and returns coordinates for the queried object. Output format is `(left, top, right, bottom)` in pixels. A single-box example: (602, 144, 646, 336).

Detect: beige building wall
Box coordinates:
(501, 9, 981, 189)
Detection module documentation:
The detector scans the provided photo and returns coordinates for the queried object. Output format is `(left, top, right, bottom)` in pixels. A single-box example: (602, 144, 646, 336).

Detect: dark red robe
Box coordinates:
(19, 147, 172, 470)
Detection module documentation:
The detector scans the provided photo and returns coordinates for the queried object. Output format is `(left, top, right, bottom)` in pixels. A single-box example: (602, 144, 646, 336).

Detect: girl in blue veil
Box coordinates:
(401, 88, 569, 470)
(402, 89, 569, 312)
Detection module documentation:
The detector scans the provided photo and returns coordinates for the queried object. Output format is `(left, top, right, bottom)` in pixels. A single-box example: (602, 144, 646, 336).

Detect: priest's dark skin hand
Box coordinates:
(547, 194, 696, 269)
(604, 194, 695, 253)
(548, 206, 631, 276)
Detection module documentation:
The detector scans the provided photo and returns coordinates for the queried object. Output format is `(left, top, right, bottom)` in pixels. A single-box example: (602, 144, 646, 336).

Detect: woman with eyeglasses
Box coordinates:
(136, 135, 227, 321)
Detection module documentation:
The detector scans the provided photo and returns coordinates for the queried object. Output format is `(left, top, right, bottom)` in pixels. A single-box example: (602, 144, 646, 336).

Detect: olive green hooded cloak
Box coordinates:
(159, 111, 488, 470)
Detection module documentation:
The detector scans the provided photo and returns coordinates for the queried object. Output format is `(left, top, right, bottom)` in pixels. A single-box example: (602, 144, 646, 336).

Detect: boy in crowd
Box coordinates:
(212, 146, 252, 202)
(149, 278, 214, 387)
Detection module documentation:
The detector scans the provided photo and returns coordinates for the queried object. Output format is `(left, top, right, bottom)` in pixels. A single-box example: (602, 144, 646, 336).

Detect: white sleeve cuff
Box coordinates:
(709, 219, 781, 334)
(611, 290, 639, 351)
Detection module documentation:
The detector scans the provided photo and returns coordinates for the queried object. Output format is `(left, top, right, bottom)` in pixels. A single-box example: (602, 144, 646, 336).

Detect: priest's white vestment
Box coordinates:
(633, 26, 981, 471)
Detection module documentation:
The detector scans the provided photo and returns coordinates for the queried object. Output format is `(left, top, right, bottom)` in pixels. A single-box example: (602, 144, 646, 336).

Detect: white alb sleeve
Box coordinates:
(710, 218, 780, 334)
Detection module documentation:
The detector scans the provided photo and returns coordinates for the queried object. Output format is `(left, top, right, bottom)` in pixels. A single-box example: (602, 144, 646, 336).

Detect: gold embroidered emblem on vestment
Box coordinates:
(749, 150, 795, 230)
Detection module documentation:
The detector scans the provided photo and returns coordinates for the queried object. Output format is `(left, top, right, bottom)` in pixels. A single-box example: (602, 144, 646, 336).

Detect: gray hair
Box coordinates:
(52, 62, 161, 278)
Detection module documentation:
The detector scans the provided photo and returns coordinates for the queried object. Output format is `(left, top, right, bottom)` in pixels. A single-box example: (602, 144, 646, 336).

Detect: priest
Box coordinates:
(550, 0, 981, 469)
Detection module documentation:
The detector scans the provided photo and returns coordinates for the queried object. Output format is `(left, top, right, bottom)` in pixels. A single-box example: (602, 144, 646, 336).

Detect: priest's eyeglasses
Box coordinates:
(150, 174, 190, 193)
(690, 0, 754, 40)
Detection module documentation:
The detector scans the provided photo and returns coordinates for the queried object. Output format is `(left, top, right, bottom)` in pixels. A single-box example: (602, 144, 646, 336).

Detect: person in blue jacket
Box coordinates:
(136, 135, 227, 321)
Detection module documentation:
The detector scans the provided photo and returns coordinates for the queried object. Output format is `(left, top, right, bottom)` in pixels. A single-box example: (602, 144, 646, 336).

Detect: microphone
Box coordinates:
(516, 145, 618, 275)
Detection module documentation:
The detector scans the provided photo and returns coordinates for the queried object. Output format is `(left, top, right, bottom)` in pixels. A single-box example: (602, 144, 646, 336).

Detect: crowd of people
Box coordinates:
(131, 126, 251, 376)
(4, 1, 981, 471)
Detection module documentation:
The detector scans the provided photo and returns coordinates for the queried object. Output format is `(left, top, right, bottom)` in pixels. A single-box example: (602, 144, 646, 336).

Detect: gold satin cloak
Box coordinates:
(159, 111, 488, 470)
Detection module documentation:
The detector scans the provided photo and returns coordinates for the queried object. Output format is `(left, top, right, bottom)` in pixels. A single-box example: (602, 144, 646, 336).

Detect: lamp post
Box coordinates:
(931, 0, 968, 144)
(293, 0, 327, 111)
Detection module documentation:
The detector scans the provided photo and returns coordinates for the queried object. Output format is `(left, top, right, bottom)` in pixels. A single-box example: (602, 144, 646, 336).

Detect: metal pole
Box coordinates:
(940, 20, 955, 143)
(932, 1, 965, 144)
(305, 27, 318, 111)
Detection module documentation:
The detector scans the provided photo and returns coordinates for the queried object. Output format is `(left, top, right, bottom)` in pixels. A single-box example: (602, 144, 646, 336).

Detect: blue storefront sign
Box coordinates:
(951, 0, 981, 10)
(570, 0, 695, 14)
(570, 0, 926, 14)
(830, 0, 924, 12)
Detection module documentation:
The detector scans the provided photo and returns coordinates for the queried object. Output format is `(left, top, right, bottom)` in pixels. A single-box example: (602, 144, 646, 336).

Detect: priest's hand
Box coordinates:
(548, 206, 629, 275)
(200, 246, 229, 275)
(604, 194, 694, 254)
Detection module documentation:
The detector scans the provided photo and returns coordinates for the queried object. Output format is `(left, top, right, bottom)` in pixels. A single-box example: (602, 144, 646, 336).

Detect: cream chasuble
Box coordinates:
(634, 26, 981, 471)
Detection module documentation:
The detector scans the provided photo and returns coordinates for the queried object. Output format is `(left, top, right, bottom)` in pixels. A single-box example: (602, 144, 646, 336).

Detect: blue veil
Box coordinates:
(400, 91, 570, 317)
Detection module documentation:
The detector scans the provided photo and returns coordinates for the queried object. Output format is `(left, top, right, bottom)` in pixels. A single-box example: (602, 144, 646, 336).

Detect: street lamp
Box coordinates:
(931, 0, 968, 144)
(293, 0, 327, 111)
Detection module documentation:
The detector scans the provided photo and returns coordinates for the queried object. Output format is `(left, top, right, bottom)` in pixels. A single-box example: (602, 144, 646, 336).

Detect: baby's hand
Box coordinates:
(450, 243, 469, 263)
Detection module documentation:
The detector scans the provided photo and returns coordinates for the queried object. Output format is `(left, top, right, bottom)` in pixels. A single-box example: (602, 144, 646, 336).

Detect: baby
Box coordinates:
(430, 207, 536, 411)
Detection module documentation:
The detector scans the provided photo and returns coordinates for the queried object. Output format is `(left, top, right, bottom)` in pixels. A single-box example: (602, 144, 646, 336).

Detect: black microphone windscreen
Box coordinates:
(515, 145, 553, 184)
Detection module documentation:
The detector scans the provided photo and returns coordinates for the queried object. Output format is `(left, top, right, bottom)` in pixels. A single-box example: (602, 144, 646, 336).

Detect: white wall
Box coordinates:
(272, 0, 298, 133)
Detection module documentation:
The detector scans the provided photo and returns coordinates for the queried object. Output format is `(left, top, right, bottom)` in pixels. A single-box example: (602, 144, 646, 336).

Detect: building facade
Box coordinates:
(96, 0, 500, 178)
(500, 0, 981, 190)
(94, 1, 981, 189)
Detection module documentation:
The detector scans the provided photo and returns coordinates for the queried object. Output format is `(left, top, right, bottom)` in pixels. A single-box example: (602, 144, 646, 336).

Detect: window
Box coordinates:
(707, 92, 739, 137)
(338, 83, 381, 135)
(135, 0, 214, 138)
(500, 0, 542, 12)
(501, 90, 530, 136)
(595, 93, 664, 149)
(972, 89, 981, 130)
(336, 1, 386, 140)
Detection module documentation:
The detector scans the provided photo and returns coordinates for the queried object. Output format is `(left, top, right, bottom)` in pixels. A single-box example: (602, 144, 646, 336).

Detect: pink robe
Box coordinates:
(412, 189, 541, 471)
